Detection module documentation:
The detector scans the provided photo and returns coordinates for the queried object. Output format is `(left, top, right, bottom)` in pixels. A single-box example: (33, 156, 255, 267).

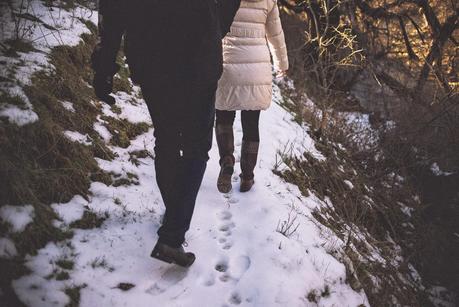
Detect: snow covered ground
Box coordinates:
(0, 0, 97, 126)
(1, 1, 370, 305)
(10, 83, 369, 307)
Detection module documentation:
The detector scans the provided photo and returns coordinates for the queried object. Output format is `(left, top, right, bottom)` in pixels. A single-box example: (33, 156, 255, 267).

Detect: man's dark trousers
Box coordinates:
(141, 81, 216, 248)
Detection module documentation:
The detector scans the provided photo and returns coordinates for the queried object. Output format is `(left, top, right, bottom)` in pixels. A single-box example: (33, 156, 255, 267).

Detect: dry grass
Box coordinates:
(279, 5, 459, 303)
(0, 16, 151, 305)
(274, 81, 435, 306)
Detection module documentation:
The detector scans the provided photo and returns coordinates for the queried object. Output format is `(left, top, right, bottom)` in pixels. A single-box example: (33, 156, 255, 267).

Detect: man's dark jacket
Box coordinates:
(92, 0, 241, 86)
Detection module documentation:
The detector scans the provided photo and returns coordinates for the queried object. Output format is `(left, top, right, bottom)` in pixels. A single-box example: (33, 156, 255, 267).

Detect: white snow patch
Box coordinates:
(272, 84, 325, 161)
(13, 242, 71, 307)
(63, 130, 92, 145)
(0, 205, 35, 233)
(100, 102, 119, 118)
(0, 0, 97, 127)
(431, 162, 453, 176)
(0, 103, 39, 126)
(0, 238, 18, 259)
(60, 101, 75, 112)
(93, 121, 112, 143)
(114, 92, 152, 125)
(398, 202, 414, 217)
(0, 85, 39, 126)
(344, 180, 354, 189)
(52, 195, 88, 225)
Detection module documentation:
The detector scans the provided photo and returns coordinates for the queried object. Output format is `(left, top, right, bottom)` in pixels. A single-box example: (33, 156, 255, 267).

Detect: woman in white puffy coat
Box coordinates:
(215, 0, 289, 193)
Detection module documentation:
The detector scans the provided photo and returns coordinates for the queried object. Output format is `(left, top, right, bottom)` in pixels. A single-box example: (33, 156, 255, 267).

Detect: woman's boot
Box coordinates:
(240, 140, 259, 192)
(216, 124, 235, 193)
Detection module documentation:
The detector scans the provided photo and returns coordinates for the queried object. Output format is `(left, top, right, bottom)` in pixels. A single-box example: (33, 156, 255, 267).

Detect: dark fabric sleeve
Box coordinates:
(218, 0, 241, 38)
(91, 0, 126, 76)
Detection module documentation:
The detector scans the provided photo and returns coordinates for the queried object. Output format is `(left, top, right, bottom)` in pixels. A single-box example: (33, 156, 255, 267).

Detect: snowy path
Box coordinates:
(13, 85, 369, 307)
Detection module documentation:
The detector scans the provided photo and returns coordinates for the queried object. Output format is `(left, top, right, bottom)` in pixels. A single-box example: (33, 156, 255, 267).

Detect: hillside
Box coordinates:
(0, 1, 456, 307)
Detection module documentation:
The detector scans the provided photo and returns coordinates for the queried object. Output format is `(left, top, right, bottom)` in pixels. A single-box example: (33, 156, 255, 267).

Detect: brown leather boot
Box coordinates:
(216, 124, 235, 193)
(240, 140, 259, 192)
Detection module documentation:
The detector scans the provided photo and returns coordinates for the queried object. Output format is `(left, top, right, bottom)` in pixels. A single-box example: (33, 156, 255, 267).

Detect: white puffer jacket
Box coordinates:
(216, 0, 288, 111)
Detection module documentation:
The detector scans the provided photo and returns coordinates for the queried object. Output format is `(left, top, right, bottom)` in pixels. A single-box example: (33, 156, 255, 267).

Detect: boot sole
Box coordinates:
(240, 179, 254, 193)
(217, 173, 232, 194)
(217, 182, 232, 193)
(151, 248, 196, 268)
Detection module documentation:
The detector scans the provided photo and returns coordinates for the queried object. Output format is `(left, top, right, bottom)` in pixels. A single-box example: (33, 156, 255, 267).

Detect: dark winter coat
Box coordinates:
(92, 0, 241, 86)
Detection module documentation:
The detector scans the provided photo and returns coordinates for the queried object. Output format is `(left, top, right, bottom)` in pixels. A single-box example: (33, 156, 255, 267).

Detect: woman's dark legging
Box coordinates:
(215, 110, 260, 141)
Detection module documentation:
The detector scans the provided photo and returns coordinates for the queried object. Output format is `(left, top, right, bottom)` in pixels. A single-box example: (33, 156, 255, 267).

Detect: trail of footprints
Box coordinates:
(217, 210, 235, 250)
(211, 209, 252, 305)
(223, 191, 240, 205)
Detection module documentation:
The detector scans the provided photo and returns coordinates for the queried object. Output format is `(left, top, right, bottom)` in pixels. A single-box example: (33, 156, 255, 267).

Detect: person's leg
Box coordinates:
(215, 110, 236, 193)
(175, 83, 217, 237)
(142, 82, 200, 267)
(241, 110, 260, 142)
(240, 110, 261, 192)
(215, 110, 236, 165)
(140, 83, 184, 247)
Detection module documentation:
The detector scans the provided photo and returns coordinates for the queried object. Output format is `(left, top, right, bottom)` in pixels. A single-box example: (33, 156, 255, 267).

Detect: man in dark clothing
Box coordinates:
(92, 0, 240, 267)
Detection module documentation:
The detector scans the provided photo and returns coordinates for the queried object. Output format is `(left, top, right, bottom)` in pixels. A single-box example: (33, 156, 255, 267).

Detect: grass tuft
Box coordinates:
(116, 282, 135, 291)
(70, 211, 106, 230)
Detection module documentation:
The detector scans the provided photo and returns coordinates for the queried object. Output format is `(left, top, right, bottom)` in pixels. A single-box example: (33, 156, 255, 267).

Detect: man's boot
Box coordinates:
(151, 242, 196, 267)
(240, 140, 259, 192)
(216, 124, 235, 193)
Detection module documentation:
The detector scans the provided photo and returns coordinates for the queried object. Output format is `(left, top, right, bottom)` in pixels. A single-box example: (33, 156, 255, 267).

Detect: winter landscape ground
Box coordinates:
(10, 84, 370, 307)
(0, 1, 456, 307)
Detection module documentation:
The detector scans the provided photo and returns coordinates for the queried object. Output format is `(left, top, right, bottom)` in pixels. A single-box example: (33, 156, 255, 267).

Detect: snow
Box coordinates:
(13, 242, 72, 307)
(5, 3, 368, 304)
(63, 130, 92, 146)
(113, 91, 152, 124)
(13, 82, 369, 307)
(0, 238, 18, 259)
(60, 101, 75, 112)
(0, 205, 35, 233)
(0, 0, 97, 127)
(93, 121, 112, 143)
(272, 84, 324, 161)
(0, 103, 39, 126)
(430, 162, 453, 176)
(0, 85, 39, 126)
(52, 195, 88, 225)
(344, 180, 354, 189)
(398, 202, 414, 218)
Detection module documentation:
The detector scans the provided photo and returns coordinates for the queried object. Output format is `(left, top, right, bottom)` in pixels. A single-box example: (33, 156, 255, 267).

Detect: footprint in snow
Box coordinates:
(219, 273, 231, 282)
(215, 258, 229, 273)
(222, 193, 239, 205)
(228, 255, 251, 280)
(146, 266, 188, 296)
(200, 273, 216, 287)
(218, 236, 233, 250)
(214, 255, 251, 283)
(228, 197, 239, 204)
(228, 292, 242, 305)
(218, 211, 232, 221)
(217, 210, 235, 249)
(219, 222, 235, 232)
